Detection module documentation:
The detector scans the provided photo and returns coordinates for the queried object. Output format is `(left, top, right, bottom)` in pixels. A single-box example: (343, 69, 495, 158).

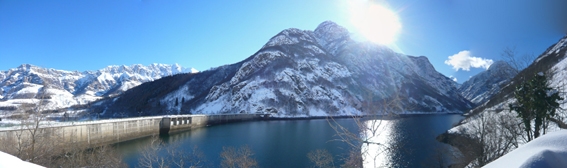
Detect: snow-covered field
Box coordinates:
(485, 130, 567, 167)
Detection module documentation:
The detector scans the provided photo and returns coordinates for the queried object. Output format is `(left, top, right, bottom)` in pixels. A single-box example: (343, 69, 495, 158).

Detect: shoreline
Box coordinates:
(267, 112, 463, 120)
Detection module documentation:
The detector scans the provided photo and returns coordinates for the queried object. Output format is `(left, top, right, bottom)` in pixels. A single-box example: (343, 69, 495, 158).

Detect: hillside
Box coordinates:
(93, 21, 473, 118)
(443, 35, 567, 167)
(457, 61, 517, 105)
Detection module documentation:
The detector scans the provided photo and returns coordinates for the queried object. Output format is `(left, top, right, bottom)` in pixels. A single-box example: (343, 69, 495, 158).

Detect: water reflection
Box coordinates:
(115, 115, 463, 168)
(361, 114, 464, 167)
(361, 118, 392, 167)
(116, 119, 359, 168)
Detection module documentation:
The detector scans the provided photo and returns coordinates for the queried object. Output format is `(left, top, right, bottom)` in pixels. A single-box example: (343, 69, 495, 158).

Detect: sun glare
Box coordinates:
(349, 2, 402, 45)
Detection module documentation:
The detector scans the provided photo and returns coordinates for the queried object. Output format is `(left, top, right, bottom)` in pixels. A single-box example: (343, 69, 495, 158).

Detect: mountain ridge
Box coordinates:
(93, 21, 473, 118)
(458, 60, 518, 105)
(0, 63, 196, 111)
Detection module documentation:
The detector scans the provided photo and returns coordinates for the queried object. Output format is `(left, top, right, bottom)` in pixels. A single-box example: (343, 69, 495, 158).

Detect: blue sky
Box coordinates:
(1, 0, 566, 83)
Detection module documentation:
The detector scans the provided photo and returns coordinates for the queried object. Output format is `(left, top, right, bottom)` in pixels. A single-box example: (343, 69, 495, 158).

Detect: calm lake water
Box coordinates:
(115, 114, 463, 167)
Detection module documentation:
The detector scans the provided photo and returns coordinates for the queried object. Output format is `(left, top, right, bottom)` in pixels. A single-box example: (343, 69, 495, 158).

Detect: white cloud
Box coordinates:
(444, 50, 493, 71)
(449, 75, 457, 82)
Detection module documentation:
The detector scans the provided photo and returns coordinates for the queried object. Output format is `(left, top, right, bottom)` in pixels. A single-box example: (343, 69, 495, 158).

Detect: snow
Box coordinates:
(249, 87, 277, 103)
(307, 106, 327, 116)
(0, 151, 44, 168)
(536, 36, 567, 63)
(0, 63, 194, 111)
(118, 80, 142, 92)
(484, 130, 567, 168)
(264, 33, 300, 47)
(14, 83, 42, 96)
(161, 84, 194, 112)
(194, 95, 229, 114)
(457, 61, 517, 104)
(447, 36, 567, 167)
(190, 68, 199, 73)
(139, 21, 470, 117)
(305, 45, 326, 55)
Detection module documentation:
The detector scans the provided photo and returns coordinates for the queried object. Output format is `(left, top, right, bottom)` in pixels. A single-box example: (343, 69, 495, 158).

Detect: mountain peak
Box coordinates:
(263, 28, 314, 48)
(314, 21, 347, 35)
(458, 60, 518, 104)
(17, 64, 37, 70)
(190, 67, 199, 73)
(488, 60, 514, 71)
(314, 21, 349, 46)
(92, 21, 474, 117)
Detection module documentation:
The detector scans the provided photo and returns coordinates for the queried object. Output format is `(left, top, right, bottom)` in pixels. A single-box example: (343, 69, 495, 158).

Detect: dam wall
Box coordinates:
(0, 114, 266, 147)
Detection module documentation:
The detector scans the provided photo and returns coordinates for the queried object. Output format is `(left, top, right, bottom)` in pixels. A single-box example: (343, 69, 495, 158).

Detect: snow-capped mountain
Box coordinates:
(97, 21, 473, 118)
(458, 61, 517, 105)
(0, 63, 196, 111)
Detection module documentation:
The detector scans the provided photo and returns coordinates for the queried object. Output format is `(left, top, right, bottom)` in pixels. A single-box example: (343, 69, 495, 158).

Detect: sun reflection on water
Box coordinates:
(361, 118, 394, 167)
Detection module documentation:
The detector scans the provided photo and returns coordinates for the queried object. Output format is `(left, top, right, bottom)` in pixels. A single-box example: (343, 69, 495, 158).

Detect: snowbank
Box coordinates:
(0, 151, 44, 168)
(484, 130, 567, 168)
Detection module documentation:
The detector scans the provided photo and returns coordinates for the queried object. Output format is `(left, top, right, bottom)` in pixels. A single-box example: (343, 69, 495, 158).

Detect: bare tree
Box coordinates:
(49, 143, 125, 168)
(138, 136, 168, 168)
(455, 111, 522, 167)
(327, 89, 405, 167)
(453, 65, 567, 167)
(307, 149, 335, 168)
(501, 46, 537, 73)
(168, 144, 206, 168)
(220, 145, 258, 168)
(138, 136, 207, 168)
(8, 89, 51, 163)
(0, 86, 126, 167)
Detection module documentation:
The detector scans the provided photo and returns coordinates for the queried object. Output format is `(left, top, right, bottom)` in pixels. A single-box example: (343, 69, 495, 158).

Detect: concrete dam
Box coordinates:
(0, 114, 267, 147)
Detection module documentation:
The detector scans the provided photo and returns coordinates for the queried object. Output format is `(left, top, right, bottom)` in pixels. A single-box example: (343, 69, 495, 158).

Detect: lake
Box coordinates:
(115, 114, 464, 167)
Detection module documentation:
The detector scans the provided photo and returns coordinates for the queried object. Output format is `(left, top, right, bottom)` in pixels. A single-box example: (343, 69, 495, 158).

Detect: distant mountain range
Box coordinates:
(0, 63, 197, 111)
(92, 21, 476, 118)
(1, 21, 529, 118)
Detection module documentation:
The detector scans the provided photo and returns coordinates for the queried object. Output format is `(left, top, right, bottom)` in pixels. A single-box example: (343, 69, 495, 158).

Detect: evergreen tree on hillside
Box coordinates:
(509, 72, 563, 141)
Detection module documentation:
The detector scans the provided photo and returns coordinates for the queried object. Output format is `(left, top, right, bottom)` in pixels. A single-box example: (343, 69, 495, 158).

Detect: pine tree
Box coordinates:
(175, 98, 179, 107)
(510, 72, 563, 141)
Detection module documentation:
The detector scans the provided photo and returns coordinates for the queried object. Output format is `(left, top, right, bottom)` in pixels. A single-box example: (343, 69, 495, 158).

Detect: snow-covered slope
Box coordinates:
(444, 35, 567, 166)
(484, 130, 567, 168)
(97, 21, 473, 118)
(458, 61, 517, 105)
(0, 151, 44, 168)
(0, 63, 196, 111)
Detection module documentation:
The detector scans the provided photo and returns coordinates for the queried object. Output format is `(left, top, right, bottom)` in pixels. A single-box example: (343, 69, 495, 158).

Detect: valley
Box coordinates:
(4, 0, 567, 166)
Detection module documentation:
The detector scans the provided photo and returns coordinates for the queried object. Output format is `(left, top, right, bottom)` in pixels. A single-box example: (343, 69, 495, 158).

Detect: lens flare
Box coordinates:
(349, 1, 402, 45)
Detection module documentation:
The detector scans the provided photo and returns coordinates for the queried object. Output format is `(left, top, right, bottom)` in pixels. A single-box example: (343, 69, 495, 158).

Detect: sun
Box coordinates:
(349, 2, 402, 45)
